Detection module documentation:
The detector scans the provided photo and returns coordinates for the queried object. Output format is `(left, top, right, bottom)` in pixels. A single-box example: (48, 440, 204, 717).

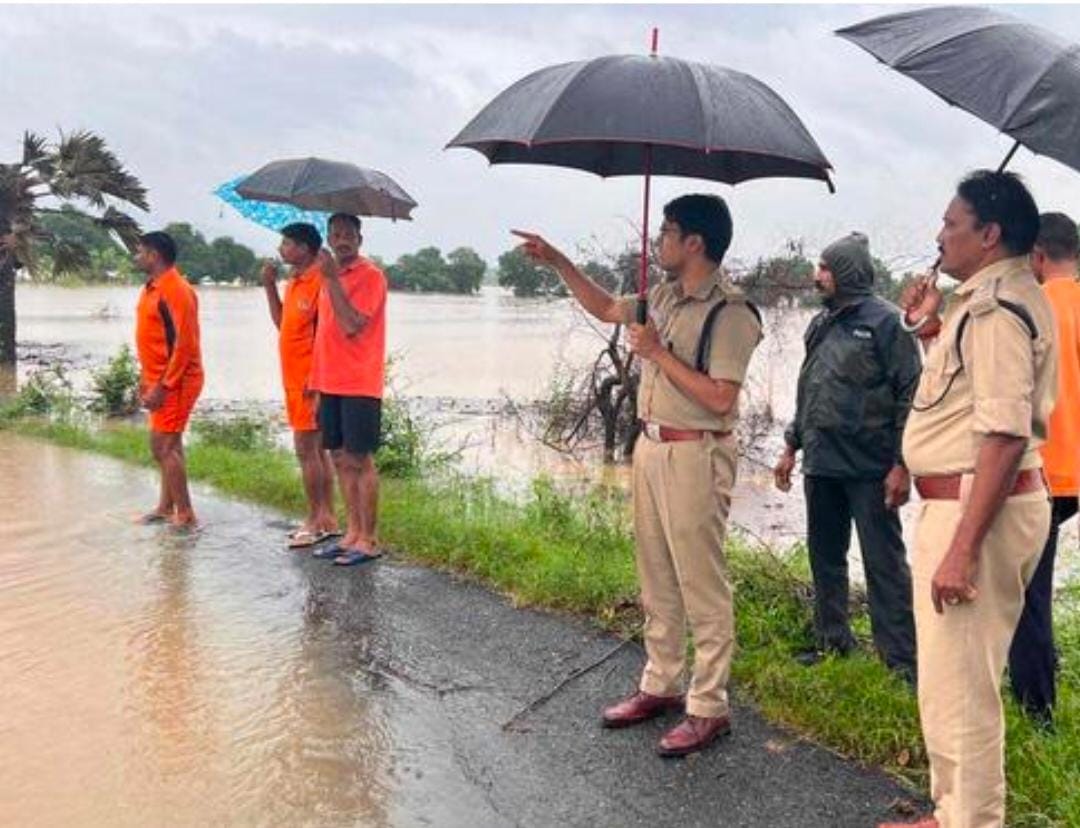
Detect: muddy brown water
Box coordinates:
(12, 283, 1078, 576)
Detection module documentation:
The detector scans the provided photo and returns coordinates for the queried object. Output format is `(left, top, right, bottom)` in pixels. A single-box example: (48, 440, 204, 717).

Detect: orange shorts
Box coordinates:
(285, 388, 318, 432)
(148, 376, 203, 434)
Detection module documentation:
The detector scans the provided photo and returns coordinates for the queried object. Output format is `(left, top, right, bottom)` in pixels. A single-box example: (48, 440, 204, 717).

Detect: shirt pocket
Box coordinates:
(913, 338, 962, 410)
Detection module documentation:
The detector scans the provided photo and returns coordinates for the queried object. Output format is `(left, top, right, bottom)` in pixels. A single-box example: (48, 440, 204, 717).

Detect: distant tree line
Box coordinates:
(381, 246, 487, 294)
(33, 208, 262, 285)
(32, 208, 915, 304)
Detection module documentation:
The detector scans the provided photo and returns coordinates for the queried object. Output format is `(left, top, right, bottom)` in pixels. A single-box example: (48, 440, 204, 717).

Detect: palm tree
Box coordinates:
(0, 130, 148, 368)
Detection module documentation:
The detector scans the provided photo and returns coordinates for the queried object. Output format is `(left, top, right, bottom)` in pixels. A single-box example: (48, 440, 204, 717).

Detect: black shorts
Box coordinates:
(318, 394, 382, 455)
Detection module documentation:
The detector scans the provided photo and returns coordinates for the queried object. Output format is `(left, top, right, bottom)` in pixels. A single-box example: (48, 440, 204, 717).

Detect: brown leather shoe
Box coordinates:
(601, 691, 683, 729)
(877, 820, 938, 828)
(657, 715, 731, 757)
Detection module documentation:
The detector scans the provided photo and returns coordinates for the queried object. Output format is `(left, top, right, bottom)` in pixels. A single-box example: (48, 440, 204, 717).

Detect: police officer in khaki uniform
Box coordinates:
(513, 194, 762, 757)
(879, 171, 1056, 828)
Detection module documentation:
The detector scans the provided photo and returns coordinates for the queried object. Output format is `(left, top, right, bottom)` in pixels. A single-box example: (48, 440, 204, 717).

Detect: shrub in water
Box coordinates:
(89, 345, 141, 417)
(13, 366, 75, 418)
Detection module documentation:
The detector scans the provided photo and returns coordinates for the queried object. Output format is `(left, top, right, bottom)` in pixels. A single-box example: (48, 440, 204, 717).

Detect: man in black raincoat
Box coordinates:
(774, 232, 920, 679)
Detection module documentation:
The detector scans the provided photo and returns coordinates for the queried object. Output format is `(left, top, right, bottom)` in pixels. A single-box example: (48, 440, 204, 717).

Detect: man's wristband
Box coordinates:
(900, 313, 930, 333)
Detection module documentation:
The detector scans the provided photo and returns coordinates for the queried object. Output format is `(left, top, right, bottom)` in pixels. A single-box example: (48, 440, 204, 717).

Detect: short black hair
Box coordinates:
(328, 213, 361, 234)
(280, 222, 322, 253)
(955, 170, 1040, 256)
(138, 231, 177, 265)
(1036, 212, 1079, 262)
(662, 194, 733, 264)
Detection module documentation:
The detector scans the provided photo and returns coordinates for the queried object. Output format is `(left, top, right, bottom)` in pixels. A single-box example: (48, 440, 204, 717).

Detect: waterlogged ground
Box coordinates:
(0, 432, 921, 827)
(14, 282, 1079, 581)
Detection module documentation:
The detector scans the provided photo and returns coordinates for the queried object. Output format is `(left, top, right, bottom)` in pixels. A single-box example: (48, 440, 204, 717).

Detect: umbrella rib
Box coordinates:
(1000, 42, 1080, 132)
(888, 20, 1012, 66)
(528, 60, 596, 142)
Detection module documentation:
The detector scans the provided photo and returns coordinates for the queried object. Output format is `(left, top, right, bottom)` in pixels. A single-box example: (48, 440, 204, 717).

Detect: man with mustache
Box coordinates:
(774, 232, 920, 680)
(881, 170, 1057, 828)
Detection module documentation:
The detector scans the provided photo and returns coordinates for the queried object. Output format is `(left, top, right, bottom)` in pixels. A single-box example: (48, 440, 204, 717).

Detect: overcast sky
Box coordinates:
(5, 3, 1080, 272)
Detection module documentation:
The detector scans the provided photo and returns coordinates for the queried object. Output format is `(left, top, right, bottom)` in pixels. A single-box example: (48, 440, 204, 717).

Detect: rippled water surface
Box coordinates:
(0, 433, 488, 827)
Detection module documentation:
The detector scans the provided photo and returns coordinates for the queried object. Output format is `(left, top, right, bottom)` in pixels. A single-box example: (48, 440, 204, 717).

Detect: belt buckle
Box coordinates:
(643, 422, 662, 441)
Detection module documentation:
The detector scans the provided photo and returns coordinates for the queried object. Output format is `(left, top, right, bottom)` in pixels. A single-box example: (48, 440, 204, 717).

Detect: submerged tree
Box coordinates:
(0, 130, 147, 366)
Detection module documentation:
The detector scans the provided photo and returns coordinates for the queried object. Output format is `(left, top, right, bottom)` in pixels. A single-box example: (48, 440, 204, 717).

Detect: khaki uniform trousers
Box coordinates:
(632, 432, 737, 719)
(913, 488, 1050, 828)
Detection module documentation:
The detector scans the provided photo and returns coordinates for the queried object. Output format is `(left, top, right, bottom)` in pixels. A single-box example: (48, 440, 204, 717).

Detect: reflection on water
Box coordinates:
(0, 433, 395, 826)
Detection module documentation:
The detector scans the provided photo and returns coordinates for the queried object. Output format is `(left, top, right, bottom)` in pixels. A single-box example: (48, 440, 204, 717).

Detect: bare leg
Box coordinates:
(145, 431, 175, 520)
(332, 449, 364, 548)
(317, 447, 338, 532)
(160, 432, 196, 526)
(355, 452, 380, 549)
(294, 430, 327, 532)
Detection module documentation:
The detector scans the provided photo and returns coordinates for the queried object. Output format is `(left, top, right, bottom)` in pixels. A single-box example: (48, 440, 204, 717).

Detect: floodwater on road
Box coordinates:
(0, 432, 918, 828)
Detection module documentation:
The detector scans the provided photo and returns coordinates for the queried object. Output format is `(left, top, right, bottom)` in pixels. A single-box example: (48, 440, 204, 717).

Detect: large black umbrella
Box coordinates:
(237, 157, 418, 220)
(447, 30, 833, 321)
(837, 5, 1080, 174)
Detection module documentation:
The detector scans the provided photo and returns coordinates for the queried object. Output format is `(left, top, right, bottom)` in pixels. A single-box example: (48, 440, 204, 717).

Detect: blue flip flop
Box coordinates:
(332, 549, 382, 567)
(312, 543, 344, 560)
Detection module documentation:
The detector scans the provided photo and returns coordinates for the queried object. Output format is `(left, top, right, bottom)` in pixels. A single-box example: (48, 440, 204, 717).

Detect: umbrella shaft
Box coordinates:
(639, 145, 653, 311)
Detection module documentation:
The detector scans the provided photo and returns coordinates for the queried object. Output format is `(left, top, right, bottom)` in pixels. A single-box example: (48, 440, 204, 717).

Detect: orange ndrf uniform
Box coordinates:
(135, 266, 204, 433)
(279, 264, 322, 431)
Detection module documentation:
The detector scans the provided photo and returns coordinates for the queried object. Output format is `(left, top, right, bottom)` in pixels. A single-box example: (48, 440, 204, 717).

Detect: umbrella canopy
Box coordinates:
(236, 157, 418, 220)
(448, 34, 832, 316)
(214, 176, 331, 236)
(837, 5, 1080, 173)
(447, 53, 833, 188)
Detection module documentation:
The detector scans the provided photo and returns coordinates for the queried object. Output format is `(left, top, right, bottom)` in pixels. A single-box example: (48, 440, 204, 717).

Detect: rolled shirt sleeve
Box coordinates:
(969, 308, 1035, 438)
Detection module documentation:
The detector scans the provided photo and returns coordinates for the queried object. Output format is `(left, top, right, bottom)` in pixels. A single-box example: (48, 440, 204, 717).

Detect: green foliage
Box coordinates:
(446, 247, 487, 294)
(737, 240, 815, 306)
(497, 247, 567, 297)
(3, 365, 75, 419)
(191, 415, 275, 452)
(163, 222, 259, 285)
(377, 396, 432, 478)
(88, 345, 140, 417)
(384, 245, 486, 294)
(1, 130, 146, 290)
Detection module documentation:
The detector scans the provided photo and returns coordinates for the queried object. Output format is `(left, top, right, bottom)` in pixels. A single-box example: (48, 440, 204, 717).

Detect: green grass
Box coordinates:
(3, 414, 1078, 827)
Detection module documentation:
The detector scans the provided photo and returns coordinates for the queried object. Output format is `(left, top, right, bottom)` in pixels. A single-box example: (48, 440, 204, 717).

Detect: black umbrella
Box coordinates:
(447, 30, 833, 321)
(837, 5, 1080, 174)
(237, 157, 418, 221)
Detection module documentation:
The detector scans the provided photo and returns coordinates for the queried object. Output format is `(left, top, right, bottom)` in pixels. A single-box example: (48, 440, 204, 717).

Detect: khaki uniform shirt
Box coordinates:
(902, 256, 1057, 477)
(619, 270, 763, 432)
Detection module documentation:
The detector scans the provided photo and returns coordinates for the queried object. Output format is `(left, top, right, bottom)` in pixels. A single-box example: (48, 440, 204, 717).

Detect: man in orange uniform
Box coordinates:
(1008, 211, 1080, 728)
(261, 223, 339, 548)
(308, 213, 387, 566)
(133, 231, 204, 528)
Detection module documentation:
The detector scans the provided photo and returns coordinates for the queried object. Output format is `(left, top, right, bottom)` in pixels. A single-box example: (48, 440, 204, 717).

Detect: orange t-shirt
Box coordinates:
(135, 267, 203, 390)
(1041, 277, 1080, 496)
(279, 264, 322, 391)
(308, 256, 387, 398)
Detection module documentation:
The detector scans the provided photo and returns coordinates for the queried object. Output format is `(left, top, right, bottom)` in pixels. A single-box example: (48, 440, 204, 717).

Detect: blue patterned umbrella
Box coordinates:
(213, 176, 331, 236)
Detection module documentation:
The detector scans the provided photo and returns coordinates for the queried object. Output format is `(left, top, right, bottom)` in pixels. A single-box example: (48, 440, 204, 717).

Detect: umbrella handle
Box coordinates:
(636, 297, 648, 325)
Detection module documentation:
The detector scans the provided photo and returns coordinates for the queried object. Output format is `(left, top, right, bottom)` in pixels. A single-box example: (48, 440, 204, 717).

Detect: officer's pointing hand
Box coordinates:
(511, 229, 565, 267)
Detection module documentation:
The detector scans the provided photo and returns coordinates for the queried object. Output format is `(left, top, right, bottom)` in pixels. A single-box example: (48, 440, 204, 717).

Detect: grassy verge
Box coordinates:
(3, 414, 1078, 826)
